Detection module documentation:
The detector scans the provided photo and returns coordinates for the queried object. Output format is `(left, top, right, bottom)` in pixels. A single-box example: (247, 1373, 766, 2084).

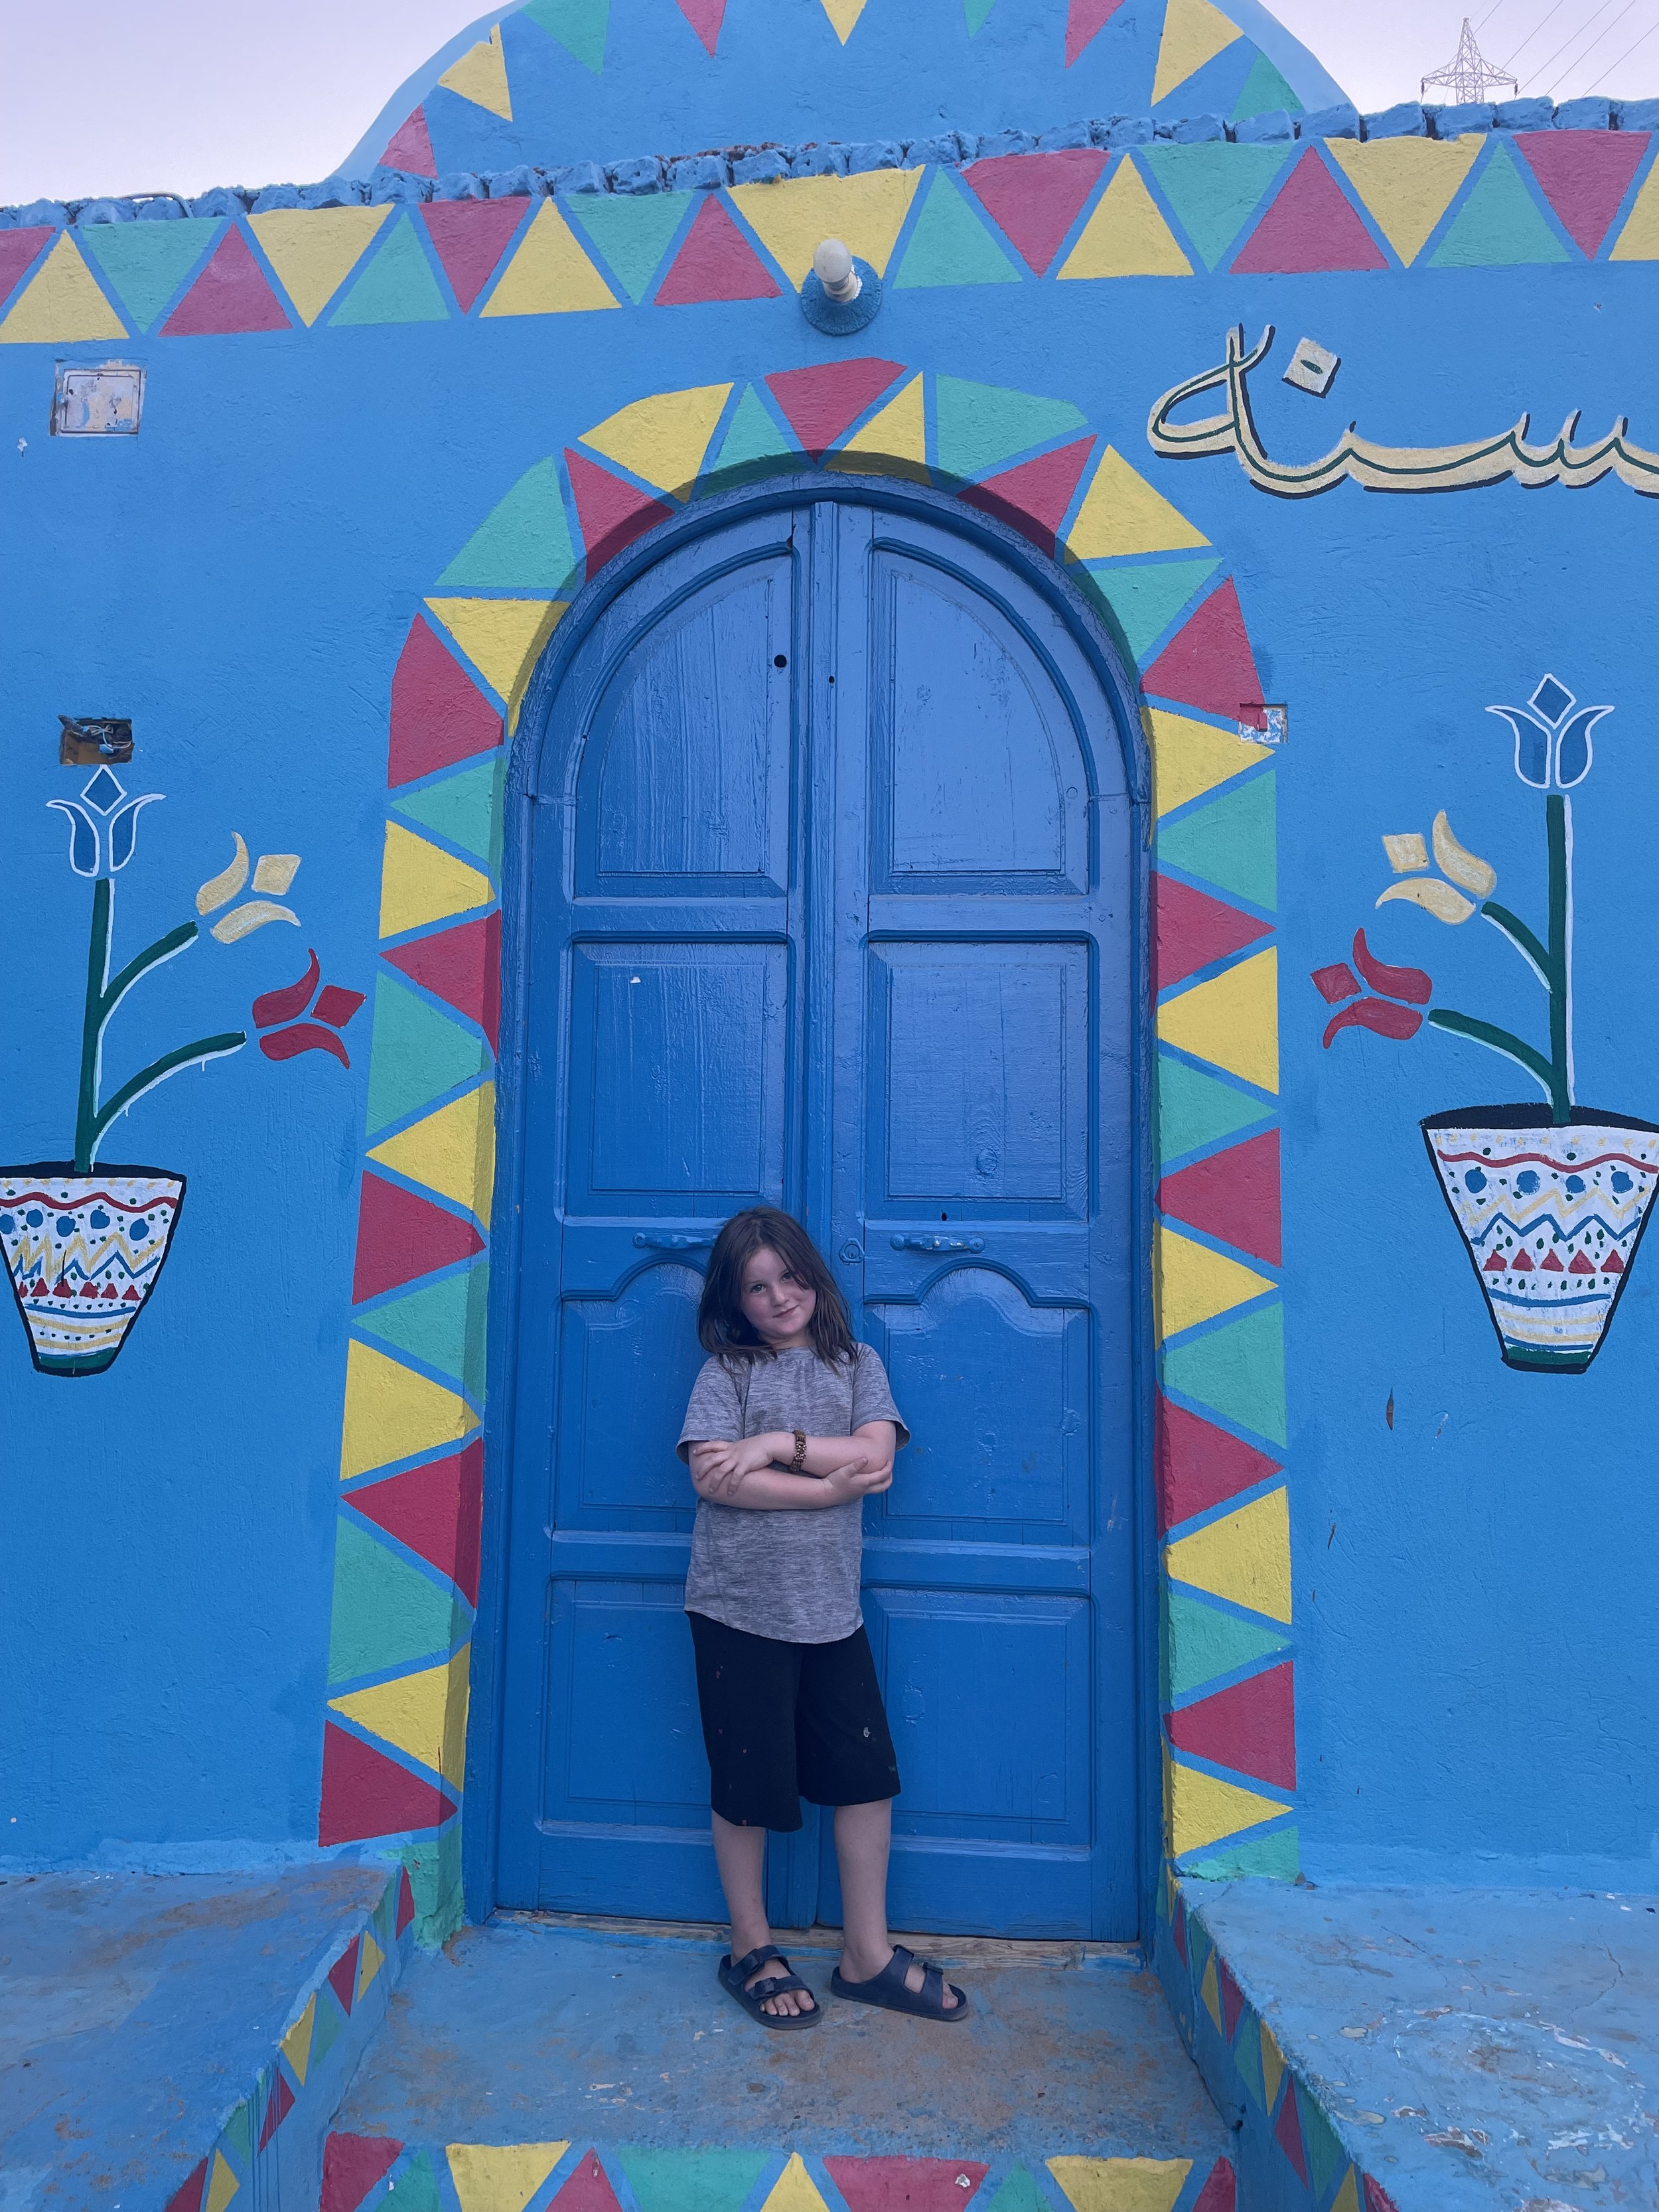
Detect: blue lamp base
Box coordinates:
(800, 259, 883, 335)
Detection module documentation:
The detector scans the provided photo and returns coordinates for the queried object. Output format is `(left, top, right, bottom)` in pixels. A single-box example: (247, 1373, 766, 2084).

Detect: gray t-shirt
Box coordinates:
(677, 1345, 908, 1645)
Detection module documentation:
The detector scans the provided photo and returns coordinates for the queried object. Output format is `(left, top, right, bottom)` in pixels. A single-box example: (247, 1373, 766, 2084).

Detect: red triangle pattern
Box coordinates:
(323, 2134, 405, 2212)
(395, 1866, 415, 1936)
(1168, 1661, 1296, 1790)
(1066, 0, 1128, 64)
(349, 1439, 484, 1607)
(1218, 1959, 1246, 2039)
(382, 909, 502, 1050)
(1518, 129, 1650, 256)
(566, 446, 675, 570)
(1191, 2160, 1236, 2212)
(1154, 873, 1273, 994)
(1362, 2181, 1401, 2212)
(259, 2068, 297, 2149)
(1157, 1396, 1281, 1532)
(553, 2153, 626, 2212)
(388, 615, 503, 786)
(0, 225, 56, 308)
(353, 1170, 485, 1303)
(165, 2160, 209, 2212)
(675, 0, 728, 54)
(162, 226, 291, 336)
(1142, 579, 1264, 723)
(960, 435, 1094, 557)
(962, 149, 1107, 273)
(1231, 149, 1388, 273)
(825, 2160, 989, 2212)
(1273, 2080, 1310, 2183)
(1159, 1128, 1281, 1266)
(327, 1937, 360, 2016)
(318, 1721, 458, 1845)
(654, 195, 782, 303)
(420, 196, 532, 311)
(1171, 1890, 1189, 1963)
(380, 107, 437, 178)
(763, 357, 906, 457)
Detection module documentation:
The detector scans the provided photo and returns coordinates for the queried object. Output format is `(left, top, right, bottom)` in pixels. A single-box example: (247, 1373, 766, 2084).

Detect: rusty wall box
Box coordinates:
(51, 361, 145, 437)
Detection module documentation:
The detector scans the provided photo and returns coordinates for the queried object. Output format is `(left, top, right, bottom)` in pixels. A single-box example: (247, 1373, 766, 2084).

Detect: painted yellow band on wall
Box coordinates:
(339, 1338, 477, 1481)
(1156, 1223, 1274, 1340)
(249, 206, 393, 326)
(380, 822, 494, 940)
(1156, 948, 1279, 1093)
(368, 1082, 497, 1226)
(0, 234, 125, 344)
(1059, 159, 1193, 281)
(760, 2154, 833, 2212)
(448, 2144, 573, 2212)
(1066, 447, 1210, 562)
(581, 383, 733, 499)
(830, 374, 928, 481)
(730, 166, 923, 285)
(1047, 2154, 1193, 2212)
(329, 1644, 472, 1786)
(1326, 135, 1483, 267)
(1167, 1753, 1287, 1858)
(1144, 707, 1271, 817)
(1165, 1485, 1291, 1622)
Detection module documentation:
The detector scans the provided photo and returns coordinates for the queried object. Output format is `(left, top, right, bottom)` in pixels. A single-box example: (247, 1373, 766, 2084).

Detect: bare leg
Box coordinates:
(710, 1810, 815, 2017)
(832, 1799, 960, 2006)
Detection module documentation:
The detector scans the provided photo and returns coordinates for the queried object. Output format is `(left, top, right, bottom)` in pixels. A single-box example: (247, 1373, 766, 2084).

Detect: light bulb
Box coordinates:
(812, 237, 861, 303)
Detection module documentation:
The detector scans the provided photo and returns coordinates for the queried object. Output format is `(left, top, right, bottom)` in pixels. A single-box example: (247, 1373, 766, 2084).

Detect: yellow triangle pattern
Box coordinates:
(830, 373, 928, 482)
(763, 2154, 832, 2212)
(448, 2142, 572, 2212)
(380, 821, 494, 940)
(1047, 2158, 1192, 2212)
(1059, 159, 1192, 279)
(1169, 1754, 1287, 1857)
(340, 1337, 477, 1480)
(1157, 948, 1278, 1092)
(481, 200, 618, 317)
(730, 167, 924, 285)
(205, 2151, 240, 2212)
(1200, 1951, 1223, 2031)
(582, 383, 733, 499)
(1261, 2020, 1287, 2109)
(1146, 706, 1273, 817)
(1152, 0, 1242, 105)
(368, 1082, 497, 1226)
(1065, 447, 1209, 562)
(1611, 159, 1659, 259)
(424, 597, 565, 730)
(1331, 2172, 1362, 2212)
(439, 25, 514, 119)
(0, 233, 126, 344)
(1157, 1224, 1273, 1341)
(249, 206, 392, 325)
(281, 1992, 316, 2086)
(356, 1930, 386, 2000)
(1166, 1485, 1291, 1621)
(330, 1645, 471, 1785)
(819, 0, 869, 42)
(1326, 136, 1482, 265)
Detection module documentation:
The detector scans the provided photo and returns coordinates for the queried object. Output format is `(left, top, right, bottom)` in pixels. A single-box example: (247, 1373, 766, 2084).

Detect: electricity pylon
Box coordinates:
(1421, 17, 1518, 102)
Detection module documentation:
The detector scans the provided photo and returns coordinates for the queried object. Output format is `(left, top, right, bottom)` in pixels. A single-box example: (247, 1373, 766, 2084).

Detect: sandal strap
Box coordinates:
(749, 1972, 812, 2000)
(920, 1963, 946, 2008)
(880, 1943, 915, 1989)
(733, 1944, 786, 1980)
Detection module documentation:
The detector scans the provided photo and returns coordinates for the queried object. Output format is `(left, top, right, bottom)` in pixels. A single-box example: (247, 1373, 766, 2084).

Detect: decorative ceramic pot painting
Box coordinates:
(1316, 676, 1658, 1372)
(0, 772, 363, 1377)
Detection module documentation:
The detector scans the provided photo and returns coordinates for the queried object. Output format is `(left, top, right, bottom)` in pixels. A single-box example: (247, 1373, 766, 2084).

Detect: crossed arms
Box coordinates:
(687, 1425, 897, 1511)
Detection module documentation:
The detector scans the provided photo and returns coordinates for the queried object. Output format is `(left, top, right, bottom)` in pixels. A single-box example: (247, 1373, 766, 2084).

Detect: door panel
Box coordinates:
(499, 495, 1138, 1935)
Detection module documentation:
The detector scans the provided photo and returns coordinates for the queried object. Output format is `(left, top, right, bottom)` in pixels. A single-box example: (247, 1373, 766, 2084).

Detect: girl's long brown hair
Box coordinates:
(697, 1207, 856, 1369)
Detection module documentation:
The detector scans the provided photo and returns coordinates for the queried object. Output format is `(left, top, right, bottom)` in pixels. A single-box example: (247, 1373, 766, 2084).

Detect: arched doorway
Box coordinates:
(492, 480, 1144, 1937)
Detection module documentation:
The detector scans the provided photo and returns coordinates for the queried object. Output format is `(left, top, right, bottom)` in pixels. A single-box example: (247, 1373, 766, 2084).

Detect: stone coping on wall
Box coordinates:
(8, 93, 1659, 230)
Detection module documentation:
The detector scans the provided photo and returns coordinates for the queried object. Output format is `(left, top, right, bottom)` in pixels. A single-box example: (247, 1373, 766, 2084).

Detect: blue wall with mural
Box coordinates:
(3, 0, 1658, 1935)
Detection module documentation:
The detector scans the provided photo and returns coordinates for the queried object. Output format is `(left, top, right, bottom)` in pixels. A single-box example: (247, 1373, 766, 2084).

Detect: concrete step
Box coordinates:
(1, 1862, 414, 2212)
(323, 1917, 1236, 2212)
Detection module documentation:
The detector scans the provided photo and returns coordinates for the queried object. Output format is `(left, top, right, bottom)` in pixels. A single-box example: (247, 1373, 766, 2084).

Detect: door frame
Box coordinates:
(462, 473, 1160, 1940)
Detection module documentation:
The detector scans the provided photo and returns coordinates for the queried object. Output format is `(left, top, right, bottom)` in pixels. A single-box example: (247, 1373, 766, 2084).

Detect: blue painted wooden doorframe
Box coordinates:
(477, 479, 1151, 1939)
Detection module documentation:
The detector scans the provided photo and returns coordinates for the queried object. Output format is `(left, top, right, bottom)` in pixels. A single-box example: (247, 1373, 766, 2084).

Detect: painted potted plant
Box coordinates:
(1315, 675, 1659, 1373)
(0, 770, 362, 1377)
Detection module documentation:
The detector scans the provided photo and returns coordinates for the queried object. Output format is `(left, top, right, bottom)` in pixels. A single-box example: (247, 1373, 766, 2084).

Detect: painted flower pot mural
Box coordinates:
(1315, 676, 1656, 1372)
(1, 771, 363, 1378)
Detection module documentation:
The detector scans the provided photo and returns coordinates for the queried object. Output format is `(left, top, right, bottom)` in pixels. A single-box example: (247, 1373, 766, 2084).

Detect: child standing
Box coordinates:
(678, 1205, 970, 2030)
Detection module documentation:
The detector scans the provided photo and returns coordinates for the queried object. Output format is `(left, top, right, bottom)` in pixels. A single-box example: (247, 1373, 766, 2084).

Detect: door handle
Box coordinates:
(889, 1234, 984, 1254)
(632, 1232, 715, 1250)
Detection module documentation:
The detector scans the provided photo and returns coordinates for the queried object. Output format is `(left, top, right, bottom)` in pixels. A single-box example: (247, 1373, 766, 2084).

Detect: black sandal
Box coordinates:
(717, 1945, 822, 2029)
(830, 1943, 971, 2022)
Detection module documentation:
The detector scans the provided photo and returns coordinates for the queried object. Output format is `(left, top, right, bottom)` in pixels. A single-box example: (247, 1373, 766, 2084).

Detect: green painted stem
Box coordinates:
(1480, 901, 1550, 982)
(1546, 792, 1571, 1124)
(74, 878, 113, 1174)
(73, 887, 209, 1169)
(103, 919, 198, 1015)
(1427, 1009, 1557, 1100)
(90, 1032, 247, 1153)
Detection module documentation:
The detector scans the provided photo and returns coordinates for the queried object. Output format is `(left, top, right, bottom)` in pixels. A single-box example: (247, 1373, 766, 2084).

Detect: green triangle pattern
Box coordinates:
(393, 757, 505, 871)
(437, 457, 578, 592)
(893, 169, 1023, 289)
(1233, 51, 1303, 120)
(331, 214, 450, 325)
(1183, 1823, 1300, 1880)
(619, 2151, 772, 2212)
(1143, 142, 1293, 269)
(964, 0, 1001, 28)
(1303, 2090, 1348, 2199)
(358, 1263, 490, 1400)
(980, 2172, 1046, 2212)
(1085, 558, 1220, 664)
(712, 386, 795, 475)
(1167, 1589, 1291, 1697)
(934, 376, 1087, 480)
(310, 1983, 345, 2067)
(222, 2102, 253, 2166)
(328, 1517, 469, 1684)
(1162, 1303, 1285, 1447)
(522, 0, 611, 73)
(80, 218, 222, 332)
(1430, 139, 1570, 266)
(1157, 771, 1276, 911)
(568, 190, 692, 302)
(1234, 2006, 1265, 2098)
(1157, 1052, 1271, 1165)
(401, 1824, 465, 1947)
(366, 973, 490, 1136)
(391, 2152, 443, 2212)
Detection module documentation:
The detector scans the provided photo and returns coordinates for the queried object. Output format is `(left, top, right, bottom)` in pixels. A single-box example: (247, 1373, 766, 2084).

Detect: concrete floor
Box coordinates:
(334, 1915, 1234, 2165)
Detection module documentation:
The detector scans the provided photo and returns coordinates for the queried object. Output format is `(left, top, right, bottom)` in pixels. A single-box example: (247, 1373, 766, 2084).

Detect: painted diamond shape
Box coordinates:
(81, 767, 127, 813)
(1530, 674, 1574, 724)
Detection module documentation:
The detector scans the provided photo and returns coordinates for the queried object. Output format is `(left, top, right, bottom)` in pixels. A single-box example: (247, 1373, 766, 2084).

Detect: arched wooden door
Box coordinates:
(496, 490, 1139, 1937)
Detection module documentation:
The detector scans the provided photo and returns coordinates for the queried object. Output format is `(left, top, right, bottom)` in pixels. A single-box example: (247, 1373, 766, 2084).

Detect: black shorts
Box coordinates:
(687, 1611, 901, 1832)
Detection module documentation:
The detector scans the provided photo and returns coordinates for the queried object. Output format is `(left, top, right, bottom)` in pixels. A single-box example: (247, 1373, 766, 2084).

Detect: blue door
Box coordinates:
(496, 494, 1139, 1937)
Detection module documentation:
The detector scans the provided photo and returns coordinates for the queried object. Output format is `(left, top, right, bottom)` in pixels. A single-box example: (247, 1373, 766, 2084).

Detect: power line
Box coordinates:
(1583, 10, 1659, 85)
(1501, 0, 1579, 68)
(1520, 0, 1623, 84)
(1544, 0, 1646, 88)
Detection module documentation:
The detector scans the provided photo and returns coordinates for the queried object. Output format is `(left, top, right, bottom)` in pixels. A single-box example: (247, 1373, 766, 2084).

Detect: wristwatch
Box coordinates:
(791, 1429, 807, 1471)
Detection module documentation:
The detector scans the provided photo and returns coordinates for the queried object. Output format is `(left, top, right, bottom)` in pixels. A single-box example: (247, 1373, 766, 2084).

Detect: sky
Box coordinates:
(3, 0, 1658, 206)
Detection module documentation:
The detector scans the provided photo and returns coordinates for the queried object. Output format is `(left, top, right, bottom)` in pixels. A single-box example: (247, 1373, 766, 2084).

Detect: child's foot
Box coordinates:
(731, 1939, 818, 2018)
(837, 1942, 964, 2010)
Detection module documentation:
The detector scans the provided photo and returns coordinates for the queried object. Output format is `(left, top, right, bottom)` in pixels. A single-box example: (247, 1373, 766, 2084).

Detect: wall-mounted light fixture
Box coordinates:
(801, 237, 882, 336)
